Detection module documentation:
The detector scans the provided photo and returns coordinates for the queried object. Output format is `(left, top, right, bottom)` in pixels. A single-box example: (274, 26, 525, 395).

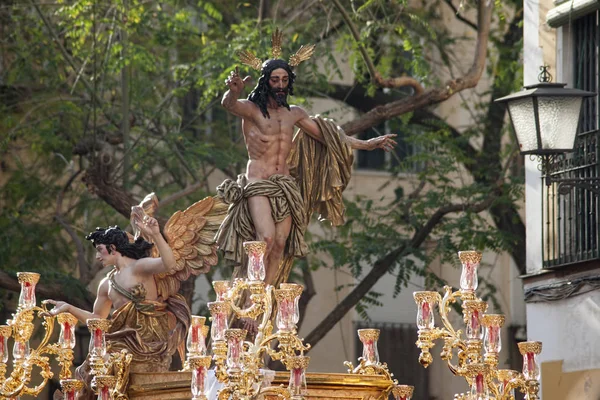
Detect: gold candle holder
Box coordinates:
(481, 314, 505, 367)
(391, 384, 414, 400)
(60, 378, 84, 400)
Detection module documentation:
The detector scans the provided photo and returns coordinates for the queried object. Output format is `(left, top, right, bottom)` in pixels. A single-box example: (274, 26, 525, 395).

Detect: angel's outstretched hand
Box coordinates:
(41, 299, 70, 318)
(136, 215, 160, 238)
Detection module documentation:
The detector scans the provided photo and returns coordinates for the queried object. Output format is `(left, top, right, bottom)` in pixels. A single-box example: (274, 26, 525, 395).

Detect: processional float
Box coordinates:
(0, 249, 541, 400)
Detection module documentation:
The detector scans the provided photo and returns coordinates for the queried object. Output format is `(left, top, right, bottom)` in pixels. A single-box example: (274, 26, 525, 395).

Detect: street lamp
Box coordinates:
(495, 66, 596, 194)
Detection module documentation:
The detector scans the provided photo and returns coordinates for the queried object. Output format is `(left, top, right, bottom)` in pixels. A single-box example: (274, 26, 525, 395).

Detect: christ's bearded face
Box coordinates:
(268, 68, 289, 107)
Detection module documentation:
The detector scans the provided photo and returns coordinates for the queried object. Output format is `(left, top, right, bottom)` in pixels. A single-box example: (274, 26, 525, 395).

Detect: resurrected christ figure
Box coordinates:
(215, 33, 397, 287)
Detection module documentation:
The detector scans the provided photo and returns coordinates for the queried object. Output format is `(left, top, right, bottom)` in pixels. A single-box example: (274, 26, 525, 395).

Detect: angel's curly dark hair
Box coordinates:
(86, 226, 153, 260)
(248, 59, 296, 119)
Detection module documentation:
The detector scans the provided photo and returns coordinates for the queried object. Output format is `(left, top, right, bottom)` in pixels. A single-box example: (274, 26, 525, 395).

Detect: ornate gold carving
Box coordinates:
(280, 283, 303, 298)
(188, 355, 212, 369)
(391, 384, 414, 398)
(271, 27, 283, 59)
(87, 318, 111, 331)
(284, 355, 310, 370)
(213, 280, 230, 296)
(16, 272, 40, 285)
(413, 291, 441, 304)
(465, 363, 489, 377)
(236, 28, 315, 71)
(243, 240, 267, 254)
(0, 325, 11, 337)
(458, 250, 482, 264)
(208, 301, 231, 315)
(518, 341, 542, 355)
(412, 250, 542, 400)
(57, 313, 78, 327)
(225, 328, 247, 342)
(357, 329, 380, 342)
(191, 316, 206, 326)
(93, 374, 117, 390)
(481, 314, 505, 327)
(289, 44, 316, 67)
(0, 284, 77, 398)
(60, 378, 84, 392)
(237, 50, 263, 71)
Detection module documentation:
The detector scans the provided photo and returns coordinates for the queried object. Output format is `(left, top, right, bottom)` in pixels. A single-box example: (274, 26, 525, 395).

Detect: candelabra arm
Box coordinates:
(22, 356, 52, 397)
(258, 385, 292, 399)
(252, 285, 276, 347)
(1, 373, 27, 399)
(438, 286, 461, 337)
(217, 386, 235, 400)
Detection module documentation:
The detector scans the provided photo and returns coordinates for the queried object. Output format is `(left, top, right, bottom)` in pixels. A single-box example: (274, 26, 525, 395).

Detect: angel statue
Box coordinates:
(217, 28, 397, 288)
(46, 193, 227, 399)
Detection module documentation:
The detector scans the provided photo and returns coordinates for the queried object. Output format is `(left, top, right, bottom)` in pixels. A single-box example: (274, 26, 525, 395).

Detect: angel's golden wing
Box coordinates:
(155, 196, 228, 300)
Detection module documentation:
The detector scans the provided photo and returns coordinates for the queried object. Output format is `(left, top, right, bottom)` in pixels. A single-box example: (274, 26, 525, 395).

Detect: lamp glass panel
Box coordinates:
(507, 98, 539, 152)
(537, 96, 583, 150)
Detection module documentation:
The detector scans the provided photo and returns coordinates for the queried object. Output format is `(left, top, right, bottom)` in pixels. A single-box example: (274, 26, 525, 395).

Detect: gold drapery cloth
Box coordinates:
(215, 174, 309, 265)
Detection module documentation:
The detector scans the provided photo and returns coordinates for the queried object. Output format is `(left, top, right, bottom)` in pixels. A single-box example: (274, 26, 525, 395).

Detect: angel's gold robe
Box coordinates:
(215, 116, 354, 285)
(75, 270, 191, 399)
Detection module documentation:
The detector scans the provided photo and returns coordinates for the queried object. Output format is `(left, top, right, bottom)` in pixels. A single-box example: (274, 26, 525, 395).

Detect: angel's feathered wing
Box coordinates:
(131, 194, 228, 300)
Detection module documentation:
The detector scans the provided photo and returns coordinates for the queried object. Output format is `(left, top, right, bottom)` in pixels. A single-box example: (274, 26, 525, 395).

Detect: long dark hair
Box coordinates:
(248, 59, 296, 118)
(86, 226, 153, 260)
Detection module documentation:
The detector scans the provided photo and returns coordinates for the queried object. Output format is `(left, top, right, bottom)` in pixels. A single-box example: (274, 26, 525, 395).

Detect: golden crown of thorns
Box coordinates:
(237, 28, 316, 71)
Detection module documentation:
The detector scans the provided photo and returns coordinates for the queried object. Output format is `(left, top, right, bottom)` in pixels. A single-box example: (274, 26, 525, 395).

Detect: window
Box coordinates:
(543, 11, 600, 268)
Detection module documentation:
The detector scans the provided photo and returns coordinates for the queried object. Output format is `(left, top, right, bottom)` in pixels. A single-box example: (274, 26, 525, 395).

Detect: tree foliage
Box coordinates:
(0, 0, 524, 349)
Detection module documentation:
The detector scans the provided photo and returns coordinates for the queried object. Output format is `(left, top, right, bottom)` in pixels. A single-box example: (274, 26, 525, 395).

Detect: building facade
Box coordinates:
(524, 0, 600, 399)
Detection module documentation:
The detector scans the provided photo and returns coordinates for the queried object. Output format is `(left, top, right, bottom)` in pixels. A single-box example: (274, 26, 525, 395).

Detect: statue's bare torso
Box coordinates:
(242, 105, 308, 180)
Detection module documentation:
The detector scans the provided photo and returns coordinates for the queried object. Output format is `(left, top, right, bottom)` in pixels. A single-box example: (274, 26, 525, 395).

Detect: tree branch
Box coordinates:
(304, 194, 497, 348)
(443, 0, 478, 31)
(331, 0, 424, 94)
(340, 0, 494, 136)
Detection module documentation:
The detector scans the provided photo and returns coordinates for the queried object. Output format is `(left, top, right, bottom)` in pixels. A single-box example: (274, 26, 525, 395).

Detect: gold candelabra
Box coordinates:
(185, 241, 311, 400)
(0, 272, 80, 399)
(344, 328, 415, 400)
(413, 251, 542, 400)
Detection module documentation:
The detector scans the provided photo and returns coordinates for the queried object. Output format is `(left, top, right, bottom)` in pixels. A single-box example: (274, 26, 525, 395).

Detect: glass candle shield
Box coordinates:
(518, 341, 542, 380)
(279, 283, 303, 324)
(413, 292, 438, 330)
(60, 379, 83, 400)
(482, 315, 505, 355)
(58, 314, 77, 349)
(87, 319, 110, 358)
(358, 329, 380, 364)
(275, 289, 296, 332)
(12, 340, 30, 361)
(469, 372, 489, 400)
(286, 356, 309, 397)
(189, 355, 211, 399)
(191, 365, 207, 397)
(225, 329, 246, 372)
(0, 326, 10, 363)
(458, 251, 482, 291)
(187, 316, 207, 355)
(208, 302, 229, 342)
(17, 272, 40, 309)
(244, 241, 266, 281)
(391, 385, 414, 400)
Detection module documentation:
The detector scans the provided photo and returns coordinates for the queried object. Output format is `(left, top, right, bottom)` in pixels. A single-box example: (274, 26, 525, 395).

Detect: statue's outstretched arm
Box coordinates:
(45, 278, 112, 323)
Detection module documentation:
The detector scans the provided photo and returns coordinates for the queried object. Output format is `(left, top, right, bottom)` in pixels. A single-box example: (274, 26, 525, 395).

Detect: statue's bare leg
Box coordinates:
(266, 216, 292, 285)
(247, 195, 291, 285)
